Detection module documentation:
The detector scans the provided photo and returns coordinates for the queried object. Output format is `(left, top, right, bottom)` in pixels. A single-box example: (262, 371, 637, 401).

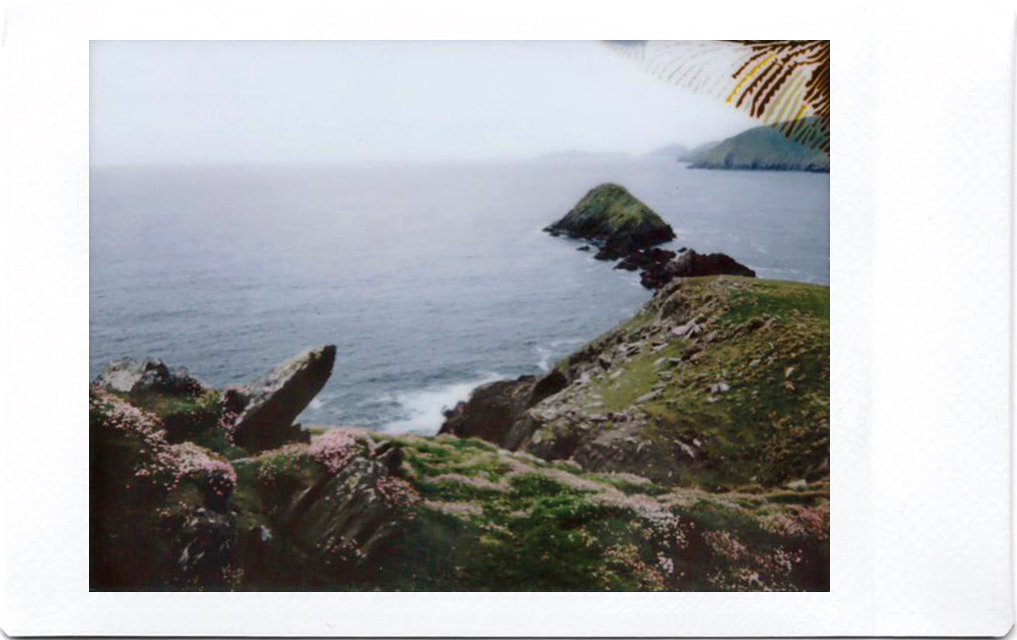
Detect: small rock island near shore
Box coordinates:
(90, 183, 828, 593)
(545, 182, 756, 290)
(544, 183, 675, 260)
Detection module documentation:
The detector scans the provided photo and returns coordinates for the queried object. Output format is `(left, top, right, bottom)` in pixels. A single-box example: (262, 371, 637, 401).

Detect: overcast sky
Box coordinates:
(90, 41, 757, 166)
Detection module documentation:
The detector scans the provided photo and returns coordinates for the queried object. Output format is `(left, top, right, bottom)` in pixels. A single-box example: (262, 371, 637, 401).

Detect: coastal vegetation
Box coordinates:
(91, 275, 829, 592)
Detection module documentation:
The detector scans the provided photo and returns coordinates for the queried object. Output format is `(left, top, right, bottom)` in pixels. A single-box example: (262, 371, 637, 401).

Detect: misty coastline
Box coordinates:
(90, 156, 829, 433)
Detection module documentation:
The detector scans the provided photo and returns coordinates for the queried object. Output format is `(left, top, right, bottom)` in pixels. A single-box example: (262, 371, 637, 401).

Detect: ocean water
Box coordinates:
(89, 158, 829, 433)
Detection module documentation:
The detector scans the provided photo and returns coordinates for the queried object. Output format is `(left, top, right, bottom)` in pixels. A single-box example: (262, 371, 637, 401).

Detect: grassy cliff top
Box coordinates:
(515, 276, 830, 489)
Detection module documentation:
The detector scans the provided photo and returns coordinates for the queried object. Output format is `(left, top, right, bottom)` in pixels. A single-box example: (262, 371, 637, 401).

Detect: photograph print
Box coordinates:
(89, 40, 830, 591)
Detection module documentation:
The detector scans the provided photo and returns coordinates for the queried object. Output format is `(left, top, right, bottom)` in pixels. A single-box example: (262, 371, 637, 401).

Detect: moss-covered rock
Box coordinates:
(544, 183, 675, 259)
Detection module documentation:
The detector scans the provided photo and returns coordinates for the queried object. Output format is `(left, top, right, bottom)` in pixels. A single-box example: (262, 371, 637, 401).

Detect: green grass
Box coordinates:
(113, 388, 222, 419)
(528, 277, 830, 489)
(725, 280, 830, 325)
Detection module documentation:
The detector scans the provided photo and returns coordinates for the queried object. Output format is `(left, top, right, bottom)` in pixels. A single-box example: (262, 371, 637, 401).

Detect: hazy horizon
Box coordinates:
(90, 40, 758, 167)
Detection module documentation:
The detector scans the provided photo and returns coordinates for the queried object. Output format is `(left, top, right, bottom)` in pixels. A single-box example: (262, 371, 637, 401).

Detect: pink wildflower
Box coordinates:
(308, 429, 359, 473)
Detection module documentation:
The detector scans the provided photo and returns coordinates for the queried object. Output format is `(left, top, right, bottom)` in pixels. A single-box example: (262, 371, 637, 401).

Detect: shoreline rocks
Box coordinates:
(96, 358, 209, 397)
(672, 249, 756, 278)
(543, 183, 756, 290)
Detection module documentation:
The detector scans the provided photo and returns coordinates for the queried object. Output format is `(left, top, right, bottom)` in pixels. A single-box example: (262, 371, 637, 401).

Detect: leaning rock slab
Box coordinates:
(231, 345, 337, 452)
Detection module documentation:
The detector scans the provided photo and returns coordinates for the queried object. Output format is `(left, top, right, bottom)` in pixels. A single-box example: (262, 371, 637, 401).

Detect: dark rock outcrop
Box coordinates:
(439, 368, 571, 448)
(529, 369, 569, 406)
(229, 345, 337, 452)
(638, 249, 756, 289)
(439, 375, 536, 446)
(281, 442, 411, 573)
(673, 250, 756, 278)
(96, 358, 209, 396)
(544, 183, 675, 260)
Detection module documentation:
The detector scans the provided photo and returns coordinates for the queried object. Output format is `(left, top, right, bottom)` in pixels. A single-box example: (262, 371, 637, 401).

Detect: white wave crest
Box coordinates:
(379, 372, 504, 435)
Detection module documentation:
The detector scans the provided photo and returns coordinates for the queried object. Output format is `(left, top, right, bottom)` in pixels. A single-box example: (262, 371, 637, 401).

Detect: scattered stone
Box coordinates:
(95, 358, 208, 397)
(635, 391, 660, 404)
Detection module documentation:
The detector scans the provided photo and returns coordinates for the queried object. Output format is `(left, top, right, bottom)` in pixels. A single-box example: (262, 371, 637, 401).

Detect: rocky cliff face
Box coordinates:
(441, 276, 828, 489)
(91, 278, 829, 592)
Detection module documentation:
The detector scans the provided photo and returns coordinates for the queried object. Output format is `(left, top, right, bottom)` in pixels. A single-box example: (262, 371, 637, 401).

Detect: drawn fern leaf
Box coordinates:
(606, 40, 830, 155)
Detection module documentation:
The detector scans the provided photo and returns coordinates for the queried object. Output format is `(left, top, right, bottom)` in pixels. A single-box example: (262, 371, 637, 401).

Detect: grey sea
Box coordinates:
(90, 158, 829, 433)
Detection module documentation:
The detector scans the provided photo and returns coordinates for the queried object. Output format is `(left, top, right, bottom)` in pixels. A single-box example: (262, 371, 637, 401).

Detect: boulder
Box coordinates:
(529, 369, 569, 405)
(281, 444, 412, 572)
(230, 345, 337, 453)
(95, 358, 209, 397)
(673, 250, 756, 278)
(438, 375, 537, 447)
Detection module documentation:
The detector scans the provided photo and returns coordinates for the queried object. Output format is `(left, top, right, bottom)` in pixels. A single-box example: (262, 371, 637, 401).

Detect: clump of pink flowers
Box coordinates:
(217, 408, 239, 443)
(317, 534, 365, 570)
(704, 530, 748, 562)
(704, 529, 805, 591)
(91, 388, 236, 498)
(308, 429, 360, 473)
(377, 475, 420, 510)
(600, 544, 667, 591)
(761, 503, 829, 540)
(168, 442, 238, 497)
(90, 388, 164, 443)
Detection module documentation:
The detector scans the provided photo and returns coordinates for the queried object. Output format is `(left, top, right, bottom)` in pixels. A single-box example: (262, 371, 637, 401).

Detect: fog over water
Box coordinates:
(90, 40, 758, 166)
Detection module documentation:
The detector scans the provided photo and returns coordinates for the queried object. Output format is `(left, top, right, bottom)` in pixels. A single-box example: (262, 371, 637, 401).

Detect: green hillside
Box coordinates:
(690, 121, 829, 173)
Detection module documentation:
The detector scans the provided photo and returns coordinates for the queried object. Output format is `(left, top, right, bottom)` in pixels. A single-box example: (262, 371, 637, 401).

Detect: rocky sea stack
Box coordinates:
(544, 183, 675, 260)
(546, 183, 757, 291)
